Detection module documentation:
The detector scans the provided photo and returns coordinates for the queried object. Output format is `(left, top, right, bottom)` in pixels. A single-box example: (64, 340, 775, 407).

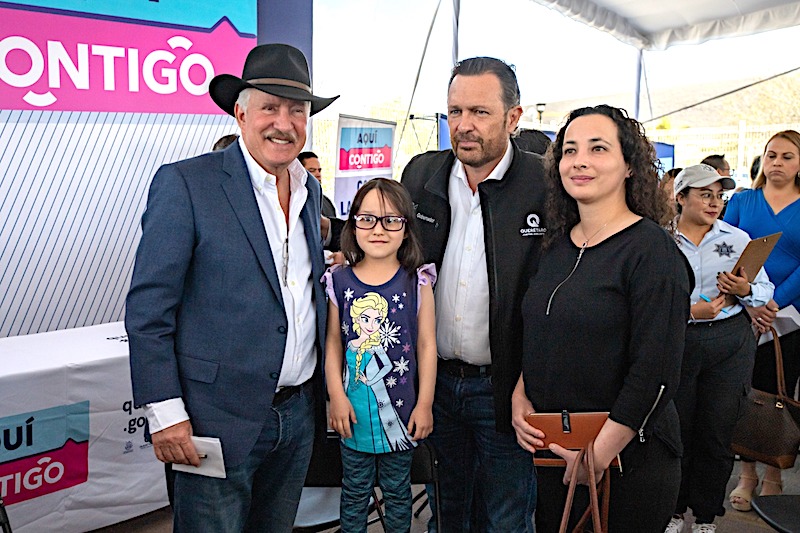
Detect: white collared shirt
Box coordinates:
(145, 138, 317, 433)
(676, 219, 774, 323)
(435, 139, 513, 365)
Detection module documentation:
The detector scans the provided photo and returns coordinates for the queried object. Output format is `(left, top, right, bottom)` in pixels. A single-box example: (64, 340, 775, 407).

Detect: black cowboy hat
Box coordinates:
(209, 43, 338, 117)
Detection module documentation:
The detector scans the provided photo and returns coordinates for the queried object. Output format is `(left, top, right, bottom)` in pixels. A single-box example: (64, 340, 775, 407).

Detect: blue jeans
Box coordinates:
(172, 385, 315, 533)
(339, 444, 414, 533)
(428, 370, 536, 533)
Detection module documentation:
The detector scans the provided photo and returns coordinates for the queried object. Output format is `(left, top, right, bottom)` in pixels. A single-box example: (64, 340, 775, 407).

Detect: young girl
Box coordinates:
(323, 178, 437, 533)
(666, 164, 774, 533)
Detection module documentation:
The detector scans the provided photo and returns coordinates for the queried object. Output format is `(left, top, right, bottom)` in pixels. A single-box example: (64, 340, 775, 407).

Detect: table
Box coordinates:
(752, 495, 800, 533)
(0, 322, 168, 532)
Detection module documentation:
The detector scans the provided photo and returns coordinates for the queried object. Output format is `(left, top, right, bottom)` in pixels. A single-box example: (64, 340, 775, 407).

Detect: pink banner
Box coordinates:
(339, 146, 393, 171)
(0, 439, 89, 505)
(0, 7, 255, 113)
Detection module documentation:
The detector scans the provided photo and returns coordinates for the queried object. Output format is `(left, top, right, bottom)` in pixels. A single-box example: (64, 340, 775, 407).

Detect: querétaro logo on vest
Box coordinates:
(0, 401, 90, 504)
(520, 213, 546, 237)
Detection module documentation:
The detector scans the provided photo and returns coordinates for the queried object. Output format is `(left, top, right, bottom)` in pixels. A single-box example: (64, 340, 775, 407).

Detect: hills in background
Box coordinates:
(526, 69, 800, 130)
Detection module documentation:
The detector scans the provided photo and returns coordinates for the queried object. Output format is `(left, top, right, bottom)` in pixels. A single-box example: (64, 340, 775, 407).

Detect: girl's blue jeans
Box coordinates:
(339, 443, 414, 533)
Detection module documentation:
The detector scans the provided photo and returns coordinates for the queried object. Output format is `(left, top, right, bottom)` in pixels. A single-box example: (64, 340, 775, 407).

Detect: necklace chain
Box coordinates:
(578, 222, 610, 248)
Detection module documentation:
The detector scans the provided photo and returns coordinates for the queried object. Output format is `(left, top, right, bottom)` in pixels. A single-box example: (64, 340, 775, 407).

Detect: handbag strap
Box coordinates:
(768, 326, 789, 399)
(557, 439, 609, 533)
(559, 447, 585, 533)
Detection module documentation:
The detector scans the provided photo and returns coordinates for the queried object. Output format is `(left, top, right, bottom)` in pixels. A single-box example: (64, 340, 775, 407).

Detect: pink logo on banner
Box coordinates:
(0, 7, 255, 113)
(339, 146, 393, 171)
(0, 439, 88, 505)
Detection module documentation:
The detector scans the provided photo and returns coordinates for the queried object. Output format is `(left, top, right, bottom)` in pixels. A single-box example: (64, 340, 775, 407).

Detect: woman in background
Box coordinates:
(666, 164, 773, 532)
(725, 130, 800, 511)
(660, 167, 683, 218)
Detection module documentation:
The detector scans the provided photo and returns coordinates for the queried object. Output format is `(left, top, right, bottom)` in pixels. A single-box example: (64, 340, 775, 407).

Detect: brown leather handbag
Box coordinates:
(526, 411, 608, 451)
(527, 412, 612, 532)
(730, 326, 800, 469)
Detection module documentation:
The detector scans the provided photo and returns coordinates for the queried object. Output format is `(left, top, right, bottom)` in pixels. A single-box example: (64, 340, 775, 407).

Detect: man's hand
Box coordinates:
(511, 385, 544, 453)
(329, 251, 346, 266)
(151, 420, 200, 466)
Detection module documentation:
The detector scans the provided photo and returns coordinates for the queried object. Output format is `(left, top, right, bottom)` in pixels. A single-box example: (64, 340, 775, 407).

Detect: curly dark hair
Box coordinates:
(542, 105, 670, 248)
(340, 178, 425, 271)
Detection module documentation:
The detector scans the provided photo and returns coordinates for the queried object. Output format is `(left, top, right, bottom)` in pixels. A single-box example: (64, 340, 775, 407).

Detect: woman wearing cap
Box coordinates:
(665, 165, 773, 533)
(724, 130, 800, 510)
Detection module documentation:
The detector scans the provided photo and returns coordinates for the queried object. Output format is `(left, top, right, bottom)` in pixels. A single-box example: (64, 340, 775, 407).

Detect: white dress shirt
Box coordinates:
(676, 219, 774, 323)
(435, 139, 513, 365)
(145, 138, 318, 433)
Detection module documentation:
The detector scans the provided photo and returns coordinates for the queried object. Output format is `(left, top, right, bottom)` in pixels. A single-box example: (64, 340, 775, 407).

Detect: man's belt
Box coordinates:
(438, 358, 491, 378)
(273, 379, 312, 405)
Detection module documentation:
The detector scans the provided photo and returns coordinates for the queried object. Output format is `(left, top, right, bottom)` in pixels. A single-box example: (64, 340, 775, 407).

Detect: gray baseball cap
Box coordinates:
(674, 164, 736, 195)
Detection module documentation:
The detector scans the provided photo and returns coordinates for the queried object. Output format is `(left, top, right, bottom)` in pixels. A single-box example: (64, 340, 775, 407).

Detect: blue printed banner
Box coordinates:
(0, 401, 89, 463)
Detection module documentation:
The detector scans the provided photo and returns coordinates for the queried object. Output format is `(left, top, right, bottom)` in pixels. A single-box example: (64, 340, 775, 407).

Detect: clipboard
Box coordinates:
(729, 232, 781, 281)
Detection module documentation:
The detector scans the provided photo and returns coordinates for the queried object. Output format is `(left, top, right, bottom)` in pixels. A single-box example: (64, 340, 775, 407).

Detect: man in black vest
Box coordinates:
(401, 57, 547, 532)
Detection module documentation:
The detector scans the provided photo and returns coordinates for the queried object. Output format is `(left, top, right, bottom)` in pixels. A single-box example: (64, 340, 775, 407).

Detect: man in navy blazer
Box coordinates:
(126, 44, 338, 532)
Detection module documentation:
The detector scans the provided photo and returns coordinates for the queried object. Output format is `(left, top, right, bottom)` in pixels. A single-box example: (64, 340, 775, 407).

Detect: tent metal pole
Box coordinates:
(396, 0, 443, 155)
(634, 48, 643, 120)
(452, 0, 460, 66)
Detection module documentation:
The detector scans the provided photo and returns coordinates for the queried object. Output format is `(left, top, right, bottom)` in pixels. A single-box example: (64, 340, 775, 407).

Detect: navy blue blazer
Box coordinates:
(126, 143, 327, 467)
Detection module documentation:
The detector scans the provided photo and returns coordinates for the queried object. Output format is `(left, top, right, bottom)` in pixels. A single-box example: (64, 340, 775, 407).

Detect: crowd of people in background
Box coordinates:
(125, 42, 800, 533)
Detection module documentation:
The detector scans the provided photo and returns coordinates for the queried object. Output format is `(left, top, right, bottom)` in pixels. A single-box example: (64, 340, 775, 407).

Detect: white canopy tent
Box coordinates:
(521, 0, 800, 116)
(528, 0, 800, 50)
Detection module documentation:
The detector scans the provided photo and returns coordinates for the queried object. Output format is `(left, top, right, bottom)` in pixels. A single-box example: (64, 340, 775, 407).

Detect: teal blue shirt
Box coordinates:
(724, 189, 800, 310)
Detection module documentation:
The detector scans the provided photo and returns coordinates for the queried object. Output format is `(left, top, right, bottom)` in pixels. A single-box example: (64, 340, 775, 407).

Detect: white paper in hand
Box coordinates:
(172, 436, 226, 478)
(758, 305, 800, 345)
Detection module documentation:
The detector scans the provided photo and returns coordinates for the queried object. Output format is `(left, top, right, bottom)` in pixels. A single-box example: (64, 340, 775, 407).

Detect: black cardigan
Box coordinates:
(522, 219, 691, 459)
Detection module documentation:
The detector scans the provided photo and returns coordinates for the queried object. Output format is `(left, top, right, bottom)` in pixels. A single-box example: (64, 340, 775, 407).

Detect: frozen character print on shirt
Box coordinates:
(344, 291, 415, 453)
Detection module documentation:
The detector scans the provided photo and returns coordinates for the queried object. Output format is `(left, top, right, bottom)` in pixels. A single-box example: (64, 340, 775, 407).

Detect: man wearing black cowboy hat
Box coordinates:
(126, 43, 338, 532)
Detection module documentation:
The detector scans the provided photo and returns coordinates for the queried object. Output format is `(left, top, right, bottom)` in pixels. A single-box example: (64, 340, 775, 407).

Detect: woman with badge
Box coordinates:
(666, 165, 773, 533)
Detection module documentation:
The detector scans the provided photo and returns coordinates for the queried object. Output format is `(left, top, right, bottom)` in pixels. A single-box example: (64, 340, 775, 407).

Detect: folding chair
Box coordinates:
(295, 430, 344, 532)
(297, 432, 441, 532)
(410, 440, 441, 533)
(295, 430, 384, 532)
(371, 440, 441, 533)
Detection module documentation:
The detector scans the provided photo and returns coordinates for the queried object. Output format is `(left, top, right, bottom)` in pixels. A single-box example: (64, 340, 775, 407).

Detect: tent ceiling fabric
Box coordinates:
(529, 0, 800, 49)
